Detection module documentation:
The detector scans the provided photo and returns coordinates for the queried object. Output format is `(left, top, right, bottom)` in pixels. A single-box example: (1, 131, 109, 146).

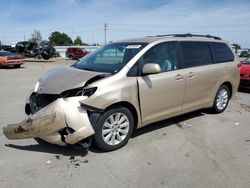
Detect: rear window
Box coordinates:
(211, 42, 234, 63)
(180, 42, 213, 68)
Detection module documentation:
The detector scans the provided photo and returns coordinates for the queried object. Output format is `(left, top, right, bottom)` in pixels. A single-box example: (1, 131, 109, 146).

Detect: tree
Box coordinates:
(29, 30, 42, 45)
(232, 43, 241, 53)
(73, 36, 83, 45)
(40, 40, 49, 46)
(48, 31, 73, 46)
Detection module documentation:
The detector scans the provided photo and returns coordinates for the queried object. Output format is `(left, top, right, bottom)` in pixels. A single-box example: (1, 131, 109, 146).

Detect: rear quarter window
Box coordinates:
(180, 42, 213, 68)
(211, 42, 234, 63)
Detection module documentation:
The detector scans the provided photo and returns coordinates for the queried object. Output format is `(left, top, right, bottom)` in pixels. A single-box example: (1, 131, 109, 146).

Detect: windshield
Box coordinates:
(73, 42, 147, 73)
(244, 58, 250, 65)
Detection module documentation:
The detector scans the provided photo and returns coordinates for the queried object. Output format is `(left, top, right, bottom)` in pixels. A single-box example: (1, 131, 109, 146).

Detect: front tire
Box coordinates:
(212, 85, 230, 113)
(94, 107, 134, 151)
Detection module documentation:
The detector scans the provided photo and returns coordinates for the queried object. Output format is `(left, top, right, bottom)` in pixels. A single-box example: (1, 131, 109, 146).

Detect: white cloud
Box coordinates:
(1, 0, 250, 47)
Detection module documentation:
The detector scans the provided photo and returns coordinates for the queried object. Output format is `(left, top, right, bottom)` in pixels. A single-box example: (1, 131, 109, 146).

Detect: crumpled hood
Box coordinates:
(38, 66, 104, 94)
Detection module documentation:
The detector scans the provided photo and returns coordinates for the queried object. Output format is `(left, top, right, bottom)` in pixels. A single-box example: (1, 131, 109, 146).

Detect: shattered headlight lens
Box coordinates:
(61, 87, 97, 98)
(79, 87, 97, 97)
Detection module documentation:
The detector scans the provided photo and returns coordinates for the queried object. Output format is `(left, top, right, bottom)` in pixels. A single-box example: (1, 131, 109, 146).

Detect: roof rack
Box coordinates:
(148, 33, 221, 40)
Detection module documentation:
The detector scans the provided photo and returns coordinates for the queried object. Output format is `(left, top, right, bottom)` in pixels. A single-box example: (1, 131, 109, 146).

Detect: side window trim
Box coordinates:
(208, 42, 217, 64)
(175, 41, 184, 70)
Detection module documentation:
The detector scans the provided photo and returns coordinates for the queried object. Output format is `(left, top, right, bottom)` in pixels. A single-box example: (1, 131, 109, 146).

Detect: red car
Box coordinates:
(0, 51, 25, 68)
(66, 47, 89, 60)
(240, 58, 250, 89)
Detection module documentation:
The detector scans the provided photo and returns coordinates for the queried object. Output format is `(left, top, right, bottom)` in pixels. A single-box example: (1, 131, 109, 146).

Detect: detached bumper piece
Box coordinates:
(3, 97, 95, 146)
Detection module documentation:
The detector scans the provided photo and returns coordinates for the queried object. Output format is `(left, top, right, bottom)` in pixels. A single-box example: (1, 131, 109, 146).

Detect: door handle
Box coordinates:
(175, 74, 184, 80)
(187, 72, 195, 78)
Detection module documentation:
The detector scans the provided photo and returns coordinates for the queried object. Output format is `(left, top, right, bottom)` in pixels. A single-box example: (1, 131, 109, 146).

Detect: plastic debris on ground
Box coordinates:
(183, 122, 193, 127)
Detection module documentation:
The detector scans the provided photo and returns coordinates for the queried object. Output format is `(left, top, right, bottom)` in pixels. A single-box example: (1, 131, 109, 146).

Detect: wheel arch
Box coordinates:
(220, 81, 232, 99)
(104, 101, 139, 129)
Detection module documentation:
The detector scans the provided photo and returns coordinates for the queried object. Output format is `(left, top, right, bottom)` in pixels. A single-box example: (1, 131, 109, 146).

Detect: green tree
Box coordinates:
(73, 36, 83, 45)
(40, 40, 49, 46)
(232, 43, 241, 53)
(49, 31, 73, 46)
(29, 30, 42, 44)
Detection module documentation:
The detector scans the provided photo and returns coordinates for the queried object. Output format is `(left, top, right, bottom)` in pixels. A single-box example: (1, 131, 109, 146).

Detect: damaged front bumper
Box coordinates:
(3, 96, 95, 146)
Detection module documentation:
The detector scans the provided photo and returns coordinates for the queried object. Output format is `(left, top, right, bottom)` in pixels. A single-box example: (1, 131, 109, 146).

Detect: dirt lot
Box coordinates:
(0, 58, 250, 188)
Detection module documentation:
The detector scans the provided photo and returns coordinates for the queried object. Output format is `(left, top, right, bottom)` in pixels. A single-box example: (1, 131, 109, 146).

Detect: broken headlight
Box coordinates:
(79, 87, 97, 97)
(61, 87, 97, 98)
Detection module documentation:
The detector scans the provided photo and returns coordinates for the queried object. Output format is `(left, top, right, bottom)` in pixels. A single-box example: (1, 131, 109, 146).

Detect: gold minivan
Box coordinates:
(3, 34, 240, 151)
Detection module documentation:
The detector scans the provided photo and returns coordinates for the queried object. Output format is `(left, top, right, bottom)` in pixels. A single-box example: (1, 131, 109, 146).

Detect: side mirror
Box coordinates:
(142, 63, 161, 75)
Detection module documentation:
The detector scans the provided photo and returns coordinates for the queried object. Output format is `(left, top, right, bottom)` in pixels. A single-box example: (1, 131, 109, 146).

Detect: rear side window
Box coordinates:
(211, 42, 234, 63)
(180, 42, 212, 68)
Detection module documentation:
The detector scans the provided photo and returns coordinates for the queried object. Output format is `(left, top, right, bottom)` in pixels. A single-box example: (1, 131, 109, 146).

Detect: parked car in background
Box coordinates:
(0, 45, 16, 53)
(15, 41, 38, 56)
(39, 45, 58, 60)
(14, 41, 58, 60)
(240, 57, 250, 89)
(239, 49, 250, 58)
(0, 51, 25, 68)
(66, 47, 89, 60)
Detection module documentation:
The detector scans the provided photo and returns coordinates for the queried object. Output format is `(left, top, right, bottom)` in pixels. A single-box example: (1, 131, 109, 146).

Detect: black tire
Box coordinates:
(94, 107, 134, 151)
(69, 55, 74, 60)
(211, 85, 230, 113)
(14, 64, 21, 68)
(41, 53, 50, 60)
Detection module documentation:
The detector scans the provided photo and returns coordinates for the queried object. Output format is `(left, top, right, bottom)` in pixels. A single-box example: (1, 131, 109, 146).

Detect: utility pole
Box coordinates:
(71, 28, 74, 42)
(104, 23, 107, 45)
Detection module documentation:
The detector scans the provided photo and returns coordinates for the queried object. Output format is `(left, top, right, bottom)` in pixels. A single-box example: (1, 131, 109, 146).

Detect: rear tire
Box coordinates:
(94, 107, 134, 151)
(211, 85, 230, 113)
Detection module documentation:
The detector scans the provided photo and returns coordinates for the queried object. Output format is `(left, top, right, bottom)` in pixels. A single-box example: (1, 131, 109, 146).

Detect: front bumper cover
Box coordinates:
(3, 96, 95, 146)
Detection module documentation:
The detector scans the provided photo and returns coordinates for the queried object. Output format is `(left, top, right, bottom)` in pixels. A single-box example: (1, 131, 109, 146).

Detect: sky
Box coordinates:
(0, 0, 250, 47)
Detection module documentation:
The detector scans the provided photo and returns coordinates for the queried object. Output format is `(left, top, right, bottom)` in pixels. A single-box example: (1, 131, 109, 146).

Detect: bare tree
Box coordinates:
(30, 30, 42, 45)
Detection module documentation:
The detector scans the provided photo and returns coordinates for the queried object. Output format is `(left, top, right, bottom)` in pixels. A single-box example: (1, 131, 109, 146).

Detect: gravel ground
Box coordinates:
(0, 58, 249, 188)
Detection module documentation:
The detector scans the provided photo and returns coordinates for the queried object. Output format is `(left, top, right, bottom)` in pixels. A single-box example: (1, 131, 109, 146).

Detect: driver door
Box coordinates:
(137, 42, 185, 125)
